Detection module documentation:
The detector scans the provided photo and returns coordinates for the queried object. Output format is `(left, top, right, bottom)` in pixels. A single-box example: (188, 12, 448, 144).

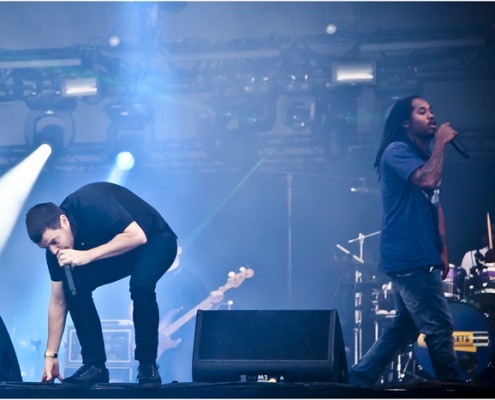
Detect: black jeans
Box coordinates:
(64, 236, 177, 365)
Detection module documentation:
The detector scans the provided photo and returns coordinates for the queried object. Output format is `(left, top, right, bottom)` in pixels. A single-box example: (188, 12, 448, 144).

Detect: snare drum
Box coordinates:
(413, 301, 495, 382)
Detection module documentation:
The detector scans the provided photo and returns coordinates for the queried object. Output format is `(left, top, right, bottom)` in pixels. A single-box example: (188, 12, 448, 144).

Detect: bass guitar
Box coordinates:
(157, 266, 254, 358)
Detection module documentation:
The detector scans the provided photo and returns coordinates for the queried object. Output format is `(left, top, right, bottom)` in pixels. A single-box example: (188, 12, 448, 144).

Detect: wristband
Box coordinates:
(44, 351, 58, 358)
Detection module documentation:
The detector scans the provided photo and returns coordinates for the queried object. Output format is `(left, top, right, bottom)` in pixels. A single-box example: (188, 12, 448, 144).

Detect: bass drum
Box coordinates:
(413, 301, 495, 382)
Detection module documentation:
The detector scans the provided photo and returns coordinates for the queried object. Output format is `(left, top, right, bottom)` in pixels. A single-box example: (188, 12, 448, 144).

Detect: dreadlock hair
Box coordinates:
(25, 202, 64, 243)
(373, 95, 420, 177)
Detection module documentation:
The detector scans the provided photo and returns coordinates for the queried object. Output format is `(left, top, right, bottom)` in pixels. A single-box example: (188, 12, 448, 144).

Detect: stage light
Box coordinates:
(107, 124, 147, 166)
(283, 74, 311, 93)
(24, 110, 75, 159)
(0, 56, 81, 69)
(109, 35, 121, 47)
(331, 63, 376, 85)
(105, 99, 153, 172)
(105, 101, 153, 125)
(284, 96, 317, 132)
(61, 77, 98, 97)
(115, 151, 136, 171)
(325, 23, 337, 35)
(107, 150, 137, 185)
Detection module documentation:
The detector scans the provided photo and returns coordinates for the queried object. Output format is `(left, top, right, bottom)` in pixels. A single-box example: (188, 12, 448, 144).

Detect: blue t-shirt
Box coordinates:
(378, 142, 442, 274)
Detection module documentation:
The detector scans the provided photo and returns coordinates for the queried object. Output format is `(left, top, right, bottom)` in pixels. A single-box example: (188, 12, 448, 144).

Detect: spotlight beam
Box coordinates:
(182, 150, 274, 250)
(0, 144, 52, 255)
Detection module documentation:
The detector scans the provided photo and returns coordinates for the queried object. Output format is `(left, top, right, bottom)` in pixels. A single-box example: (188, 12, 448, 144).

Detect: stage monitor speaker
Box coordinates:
(192, 309, 348, 383)
(0, 316, 22, 382)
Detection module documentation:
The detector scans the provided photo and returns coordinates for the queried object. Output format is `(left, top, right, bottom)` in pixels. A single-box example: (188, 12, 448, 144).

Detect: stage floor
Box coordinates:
(1, 380, 494, 398)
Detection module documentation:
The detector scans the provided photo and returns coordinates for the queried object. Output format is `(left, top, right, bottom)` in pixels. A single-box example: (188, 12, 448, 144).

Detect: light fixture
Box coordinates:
(105, 100, 153, 169)
(61, 77, 98, 97)
(200, 96, 259, 168)
(331, 63, 376, 86)
(0, 56, 81, 69)
(284, 95, 317, 132)
(325, 23, 337, 35)
(24, 110, 75, 159)
(107, 124, 150, 172)
(105, 100, 153, 125)
(360, 37, 485, 52)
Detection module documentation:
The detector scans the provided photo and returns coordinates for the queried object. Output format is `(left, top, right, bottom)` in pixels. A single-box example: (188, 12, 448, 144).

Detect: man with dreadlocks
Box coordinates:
(349, 95, 462, 386)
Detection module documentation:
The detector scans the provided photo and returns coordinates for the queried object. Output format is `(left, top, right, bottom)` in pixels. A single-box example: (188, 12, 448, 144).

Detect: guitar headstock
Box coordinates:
(225, 266, 254, 288)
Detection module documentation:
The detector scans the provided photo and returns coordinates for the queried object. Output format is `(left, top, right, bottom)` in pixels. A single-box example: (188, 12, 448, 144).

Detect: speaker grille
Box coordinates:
(193, 309, 348, 383)
(196, 310, 332, 361)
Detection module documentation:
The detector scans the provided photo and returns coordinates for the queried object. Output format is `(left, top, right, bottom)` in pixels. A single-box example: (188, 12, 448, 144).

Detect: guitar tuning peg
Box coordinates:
(228, 271, 235, 277)
(239, 266, 246, 272)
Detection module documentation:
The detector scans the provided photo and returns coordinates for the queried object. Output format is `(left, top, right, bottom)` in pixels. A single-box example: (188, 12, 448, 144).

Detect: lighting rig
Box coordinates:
(0, 23, 494, 174)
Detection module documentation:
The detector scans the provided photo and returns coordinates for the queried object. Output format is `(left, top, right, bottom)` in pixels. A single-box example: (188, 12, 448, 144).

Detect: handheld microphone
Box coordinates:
(63, 265, 77, 296)
(451, 137, 469, 159)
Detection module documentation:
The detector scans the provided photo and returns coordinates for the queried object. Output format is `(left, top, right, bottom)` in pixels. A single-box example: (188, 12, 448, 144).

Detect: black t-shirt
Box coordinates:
(46, 182, 176, 281)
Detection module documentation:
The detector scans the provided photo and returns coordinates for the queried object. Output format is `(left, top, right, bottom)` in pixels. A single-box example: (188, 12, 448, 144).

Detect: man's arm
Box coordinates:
(56, 221, 147, 267)
(42, 281, 67, 382)
(410, 123, 456, 189)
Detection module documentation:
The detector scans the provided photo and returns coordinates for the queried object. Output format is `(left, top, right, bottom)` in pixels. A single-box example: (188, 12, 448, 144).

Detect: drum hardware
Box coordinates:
(380, 349, 427, 384)
(444, 264, 467, 300)
(396, 349, 427, 383)
(470, 213, 495, 309)
(336, 230, 381, 365)
(373, 281, 396, 316)
(347, 230, 381, 264)
(469, 262, 495, 310)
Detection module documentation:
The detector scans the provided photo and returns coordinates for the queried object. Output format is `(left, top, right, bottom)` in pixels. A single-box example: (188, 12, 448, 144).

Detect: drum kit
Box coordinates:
(338, 218, 495, 384)
(413, 213, 495, 383)
(410, 262, 495, 383)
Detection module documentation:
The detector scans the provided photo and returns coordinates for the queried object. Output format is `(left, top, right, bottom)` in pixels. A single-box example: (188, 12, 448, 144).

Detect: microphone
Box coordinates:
(63, 265, 77, 296)
(451, 137, 469, 159)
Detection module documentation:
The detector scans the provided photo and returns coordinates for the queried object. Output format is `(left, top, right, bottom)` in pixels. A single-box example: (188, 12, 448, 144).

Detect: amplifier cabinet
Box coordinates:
(66, 320, 134, 364)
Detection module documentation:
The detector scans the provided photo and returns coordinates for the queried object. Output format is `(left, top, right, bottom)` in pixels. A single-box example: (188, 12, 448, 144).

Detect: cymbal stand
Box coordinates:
(348, 230, 381, 263)
(335, 243, 364, 365)
(336, 230, 380, 365)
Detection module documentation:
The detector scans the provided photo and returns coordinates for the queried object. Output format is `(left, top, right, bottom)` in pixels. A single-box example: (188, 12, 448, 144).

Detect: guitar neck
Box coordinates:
(163, 283, 229, 337)
(160, 268, 254, 338)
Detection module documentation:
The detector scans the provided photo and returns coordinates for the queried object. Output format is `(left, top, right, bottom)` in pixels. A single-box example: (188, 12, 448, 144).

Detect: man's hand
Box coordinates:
(56, 249, 92, 268)
(435, 122, 457, 146)
(41, 357, 63, 383)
